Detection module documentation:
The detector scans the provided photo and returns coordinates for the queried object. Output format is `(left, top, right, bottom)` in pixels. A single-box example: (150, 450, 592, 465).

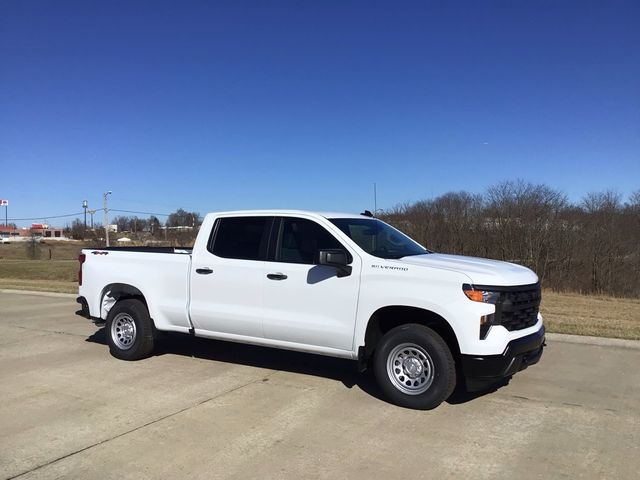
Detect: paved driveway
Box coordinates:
(1, 291, 639, 479)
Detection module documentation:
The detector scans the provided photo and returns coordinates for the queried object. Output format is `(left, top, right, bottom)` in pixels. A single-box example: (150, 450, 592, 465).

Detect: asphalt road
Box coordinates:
(1, 291, 639, 479)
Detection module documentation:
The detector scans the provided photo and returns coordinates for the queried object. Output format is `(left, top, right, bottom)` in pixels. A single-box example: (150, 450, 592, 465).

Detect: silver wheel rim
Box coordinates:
(111, 313, 137, 350)
(386, 342, 435, 395)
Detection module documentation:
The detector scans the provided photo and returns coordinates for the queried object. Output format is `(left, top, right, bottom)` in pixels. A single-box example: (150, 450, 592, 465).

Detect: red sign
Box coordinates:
(0, 200, 8, 206)
(31, 223, 48, 229)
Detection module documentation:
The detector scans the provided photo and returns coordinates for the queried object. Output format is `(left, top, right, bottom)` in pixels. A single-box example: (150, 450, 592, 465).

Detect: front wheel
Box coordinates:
(373, 324, 456, 410)
(106, 299, 155, 361)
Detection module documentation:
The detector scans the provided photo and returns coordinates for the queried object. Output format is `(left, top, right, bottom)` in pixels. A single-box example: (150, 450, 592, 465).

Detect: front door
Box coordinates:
(262, 216, 361, 352)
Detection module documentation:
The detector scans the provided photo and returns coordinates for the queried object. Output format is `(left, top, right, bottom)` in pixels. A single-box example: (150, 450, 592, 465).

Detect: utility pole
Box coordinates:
(82, 200, 88, 239)
(103, 191, 112, 247)
(88, 210, 95, 230)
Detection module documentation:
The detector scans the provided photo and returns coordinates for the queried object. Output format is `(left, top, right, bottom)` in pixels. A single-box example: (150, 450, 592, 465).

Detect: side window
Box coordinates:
(277, 217, 346, 265)
(210, 217, 271, 261)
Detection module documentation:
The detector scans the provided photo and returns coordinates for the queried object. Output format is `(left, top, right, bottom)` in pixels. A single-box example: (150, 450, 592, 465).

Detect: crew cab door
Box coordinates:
(261, 216, 361, 352)
(189, 216, 274, 337)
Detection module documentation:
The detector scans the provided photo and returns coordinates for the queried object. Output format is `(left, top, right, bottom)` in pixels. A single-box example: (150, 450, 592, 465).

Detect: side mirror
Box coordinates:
(318, 249, 352, 277)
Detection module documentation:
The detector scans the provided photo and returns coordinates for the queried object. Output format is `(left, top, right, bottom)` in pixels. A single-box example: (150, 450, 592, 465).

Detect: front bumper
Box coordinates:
(461, 325, 545, 390)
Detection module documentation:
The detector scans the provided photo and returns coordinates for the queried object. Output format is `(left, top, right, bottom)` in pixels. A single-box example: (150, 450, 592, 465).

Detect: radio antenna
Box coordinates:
(373, 183, 377, 217)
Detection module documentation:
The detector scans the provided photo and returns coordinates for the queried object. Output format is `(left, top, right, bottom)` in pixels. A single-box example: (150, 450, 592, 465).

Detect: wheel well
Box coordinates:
(363, 306, 460, 361)
(100, 283, 148, 317)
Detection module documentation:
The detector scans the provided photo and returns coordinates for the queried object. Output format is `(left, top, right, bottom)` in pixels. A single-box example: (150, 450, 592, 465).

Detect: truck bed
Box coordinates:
(80, 246, 193, 332)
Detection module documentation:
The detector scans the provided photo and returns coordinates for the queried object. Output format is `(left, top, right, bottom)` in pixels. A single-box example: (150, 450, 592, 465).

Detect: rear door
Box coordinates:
(189, 216, 274, 338)
(261, 216, 361, 352)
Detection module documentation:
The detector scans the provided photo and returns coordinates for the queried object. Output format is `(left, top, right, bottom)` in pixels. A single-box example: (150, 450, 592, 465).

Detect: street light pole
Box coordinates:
(1, 199, 8, 226)
(82, 200, 88, 239)
(103, 191, 112, 247)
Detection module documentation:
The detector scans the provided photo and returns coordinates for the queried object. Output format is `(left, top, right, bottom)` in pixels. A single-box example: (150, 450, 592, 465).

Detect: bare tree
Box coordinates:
(66, 219, 85, 240)
(112, 216, 131, 233)
(380, 182, 638, 298)
(25, 234, 42, 259)
(166, 208, 202, 228)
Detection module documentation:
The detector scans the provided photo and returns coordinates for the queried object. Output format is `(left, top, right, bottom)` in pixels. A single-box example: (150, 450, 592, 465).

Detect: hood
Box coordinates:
(395, 253, 538, 286)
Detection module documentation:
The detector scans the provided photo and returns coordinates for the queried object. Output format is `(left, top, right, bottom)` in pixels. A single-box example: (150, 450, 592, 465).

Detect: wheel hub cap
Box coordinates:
(111, 313, 137, 350)
(386, 343, 435, 395)
(403, 357, 423, 378)
(121, 323, 134, 338)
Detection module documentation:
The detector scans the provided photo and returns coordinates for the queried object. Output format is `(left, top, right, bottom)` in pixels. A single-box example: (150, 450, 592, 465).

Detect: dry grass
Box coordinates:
(1, 242, 639, 340)
(541, 290, 640, 340)
(0, 241, 84, 261)
(0, 242, 85, 294)
(0, 260, 77, 280)
(0, 278, 77, 293)
(0, 259, 79, 293)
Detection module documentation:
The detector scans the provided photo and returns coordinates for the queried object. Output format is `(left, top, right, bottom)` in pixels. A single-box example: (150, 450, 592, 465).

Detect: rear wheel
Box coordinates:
(373, 324, 456, 410)
(106, 299, 155, 360)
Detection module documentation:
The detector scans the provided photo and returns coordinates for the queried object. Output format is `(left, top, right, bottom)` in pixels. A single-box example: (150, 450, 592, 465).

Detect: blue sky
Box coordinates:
(1, 1, 638, 226)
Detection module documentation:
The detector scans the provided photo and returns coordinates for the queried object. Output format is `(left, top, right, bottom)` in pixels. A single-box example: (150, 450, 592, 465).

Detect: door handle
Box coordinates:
(196, 268, 213, 275)
(267, 273, 288, 281)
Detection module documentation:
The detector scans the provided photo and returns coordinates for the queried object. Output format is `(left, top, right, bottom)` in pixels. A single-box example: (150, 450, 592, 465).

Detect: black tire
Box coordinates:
(106, 299, 155, 361)
(373, 324, 456, 410)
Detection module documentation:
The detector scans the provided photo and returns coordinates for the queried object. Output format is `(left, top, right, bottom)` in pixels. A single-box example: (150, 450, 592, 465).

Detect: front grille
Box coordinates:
(495, 283, 541, 331)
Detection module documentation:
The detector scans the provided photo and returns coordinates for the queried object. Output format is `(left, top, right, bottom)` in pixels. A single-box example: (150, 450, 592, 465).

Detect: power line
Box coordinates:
(6, 212, 85, 221)
(7, 208, 173, 222)
(110, 209, 171, 217)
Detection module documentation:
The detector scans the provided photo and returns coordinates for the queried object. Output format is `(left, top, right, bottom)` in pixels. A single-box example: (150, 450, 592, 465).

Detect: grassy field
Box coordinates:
(0, 242, 83, 293)
(0, 241, 84, 260)
(0, 260, 79, 293)
(541, 291, 640, 340)
(1, 242, 638, 339)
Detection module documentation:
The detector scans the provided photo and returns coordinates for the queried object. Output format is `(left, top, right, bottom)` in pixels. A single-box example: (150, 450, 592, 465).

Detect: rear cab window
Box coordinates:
(209, 216, 273, 261)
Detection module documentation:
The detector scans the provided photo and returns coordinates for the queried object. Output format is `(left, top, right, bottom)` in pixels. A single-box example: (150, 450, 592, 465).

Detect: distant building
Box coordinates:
(1, 225, 69, 241)
(39, 228, 65, 238)
(0, 226, 29, 238)
(30, 224, 66, 239)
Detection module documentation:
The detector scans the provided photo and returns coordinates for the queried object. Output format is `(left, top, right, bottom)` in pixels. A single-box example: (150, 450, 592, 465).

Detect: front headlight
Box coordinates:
(462, 284, 501, 304)
(462, 284, 501, 339)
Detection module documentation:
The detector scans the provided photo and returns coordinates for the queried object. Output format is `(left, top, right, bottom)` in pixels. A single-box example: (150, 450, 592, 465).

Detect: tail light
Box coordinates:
(78, 253, 86, 285)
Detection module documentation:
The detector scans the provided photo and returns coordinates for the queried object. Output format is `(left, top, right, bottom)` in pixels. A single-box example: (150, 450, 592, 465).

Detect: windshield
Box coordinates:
(330, 218, 429, 259)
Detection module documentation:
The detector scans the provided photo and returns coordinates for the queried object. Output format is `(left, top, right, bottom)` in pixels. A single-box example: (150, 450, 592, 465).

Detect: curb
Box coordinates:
(0, 289, 77, 299)
(546, 332, 640, 350)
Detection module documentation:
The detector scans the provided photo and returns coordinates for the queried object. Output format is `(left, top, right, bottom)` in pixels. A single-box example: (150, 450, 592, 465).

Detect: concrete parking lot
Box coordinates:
(1, 291, 639, 479)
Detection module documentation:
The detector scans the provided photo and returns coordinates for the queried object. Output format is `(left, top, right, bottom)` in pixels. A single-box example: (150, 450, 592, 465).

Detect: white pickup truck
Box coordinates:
(77, 210, 545, 409)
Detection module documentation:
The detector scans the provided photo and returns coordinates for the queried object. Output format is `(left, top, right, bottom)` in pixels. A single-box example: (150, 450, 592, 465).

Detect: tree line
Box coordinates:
(66, 208, 202, 245)
(380, 181, 640, 298)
